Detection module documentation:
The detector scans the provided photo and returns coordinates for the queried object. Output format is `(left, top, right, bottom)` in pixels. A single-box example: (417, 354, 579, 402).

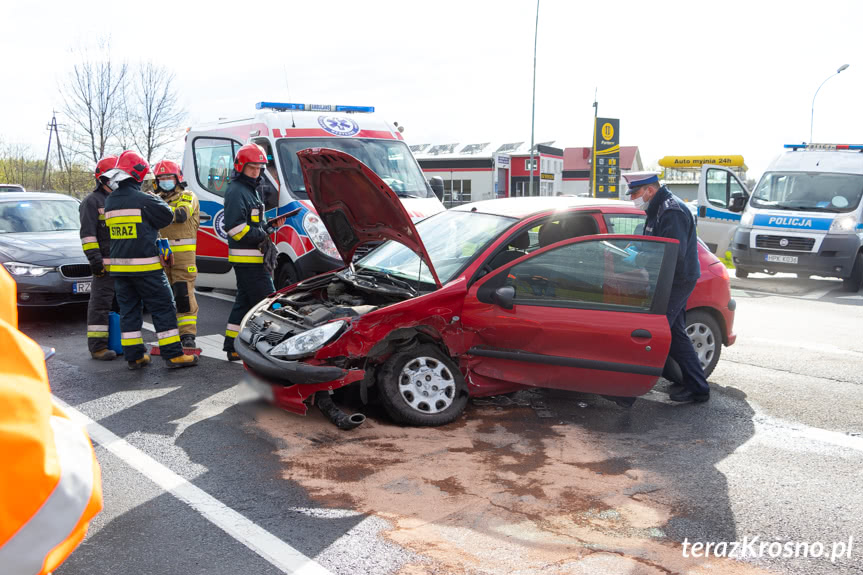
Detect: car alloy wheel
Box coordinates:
(685, 309, 721, 378)
(398, 356, 456, 414)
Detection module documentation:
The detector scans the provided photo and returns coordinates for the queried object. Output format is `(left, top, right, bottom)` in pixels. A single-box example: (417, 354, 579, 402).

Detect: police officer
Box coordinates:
(80, 155, 118, 360)
(153, 160, 200, 349)
(103, 150, 198, 370)
(623, 171, 709, 403)
(222, 143, 284, 361)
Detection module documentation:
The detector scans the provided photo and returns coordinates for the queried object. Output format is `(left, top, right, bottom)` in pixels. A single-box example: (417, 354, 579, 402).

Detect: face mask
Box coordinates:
(632, 195, 647, 211)
(158, 180, 176, 192)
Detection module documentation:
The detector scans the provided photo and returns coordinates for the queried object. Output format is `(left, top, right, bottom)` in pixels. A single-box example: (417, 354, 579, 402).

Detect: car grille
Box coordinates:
(246, 319, 290, 345)
(60, 264, 92, 278)
(755, 235, 815, 252)
(352, 242, 381, 262)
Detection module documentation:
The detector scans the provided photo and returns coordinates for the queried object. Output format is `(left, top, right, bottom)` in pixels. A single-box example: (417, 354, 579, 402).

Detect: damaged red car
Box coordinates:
(235, 149, 736, 428)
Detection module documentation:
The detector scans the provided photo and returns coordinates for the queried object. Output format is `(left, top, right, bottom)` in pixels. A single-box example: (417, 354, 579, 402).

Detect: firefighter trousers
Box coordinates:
(223, 265, 275, 352)
(115, 272, 183, 362)
(163, 251, 198, 337)
(86, 272, 115, 353)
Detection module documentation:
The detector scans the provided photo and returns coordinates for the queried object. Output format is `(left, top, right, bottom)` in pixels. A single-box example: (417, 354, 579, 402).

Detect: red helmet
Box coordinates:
(115, 150, 150, 183)
(153, 160, 185, 184)
(234, 143, 267, 173)
(94, 155, 118, 181)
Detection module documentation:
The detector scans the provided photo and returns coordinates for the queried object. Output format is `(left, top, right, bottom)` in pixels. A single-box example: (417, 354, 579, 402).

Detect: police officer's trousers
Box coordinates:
(223, 265, 274, 352)
(86, 272, 115, 353)
(115, 272, 183, 361)
(666, 279, 710, 396)
(163, 251, 198, 337)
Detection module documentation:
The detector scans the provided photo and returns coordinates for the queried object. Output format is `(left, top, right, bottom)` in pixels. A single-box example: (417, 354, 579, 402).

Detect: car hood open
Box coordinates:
(297, 148, 442, 287)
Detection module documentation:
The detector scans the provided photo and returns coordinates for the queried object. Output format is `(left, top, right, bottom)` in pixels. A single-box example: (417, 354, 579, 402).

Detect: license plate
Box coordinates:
(243, 375, 275, 401)
(73, 281, 92, 294)
(765, 254, 798, 264)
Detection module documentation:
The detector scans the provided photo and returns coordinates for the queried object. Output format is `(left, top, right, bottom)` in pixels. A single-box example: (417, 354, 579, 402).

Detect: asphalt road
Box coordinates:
(18, 275, 863, 575)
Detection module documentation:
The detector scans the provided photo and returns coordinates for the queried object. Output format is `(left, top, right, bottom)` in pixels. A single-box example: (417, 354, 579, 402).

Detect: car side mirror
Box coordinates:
(429, 176, 444, 201)
(729, 191, 747, 213)
(492, 285, 515, 310)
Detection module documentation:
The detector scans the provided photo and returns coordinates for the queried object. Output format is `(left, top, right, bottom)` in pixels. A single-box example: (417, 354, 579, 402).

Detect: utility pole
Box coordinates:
(40, 112, 70, 192)
(528, 0, 539, 197)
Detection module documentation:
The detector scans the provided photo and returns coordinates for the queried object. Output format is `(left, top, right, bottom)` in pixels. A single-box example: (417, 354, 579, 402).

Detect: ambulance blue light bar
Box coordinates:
(784, 143, 863, 150)
(256, 102, 374, 113)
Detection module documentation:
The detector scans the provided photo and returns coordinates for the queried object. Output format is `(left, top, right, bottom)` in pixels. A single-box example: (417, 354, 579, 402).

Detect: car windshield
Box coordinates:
(277, 138, 434, 199)
(0, 199, 80, 233)
(356, 210, 517, 286)
(750, 172, 863, 213)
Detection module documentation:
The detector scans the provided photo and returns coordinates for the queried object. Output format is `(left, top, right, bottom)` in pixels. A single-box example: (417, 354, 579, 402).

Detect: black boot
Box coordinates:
(669, 389, 710, 403)
(181, 334, 196, 349)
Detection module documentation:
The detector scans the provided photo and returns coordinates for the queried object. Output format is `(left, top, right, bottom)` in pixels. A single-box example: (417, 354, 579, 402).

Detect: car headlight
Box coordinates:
(3, 262, 56, 277)
(740, 209, 754, 227)
(303, 212, 341, 260)
(269, 320, 345, 360)
(829, 214, 857, 233)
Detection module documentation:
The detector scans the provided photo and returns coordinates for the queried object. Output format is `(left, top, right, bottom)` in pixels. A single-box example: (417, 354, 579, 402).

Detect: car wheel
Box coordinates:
(686, 310, 721, 379)
(735, 267, 749, 279)
(842, 252, 863, 292)
(275, 259, 299, 289)
(378, 344, 468, 426)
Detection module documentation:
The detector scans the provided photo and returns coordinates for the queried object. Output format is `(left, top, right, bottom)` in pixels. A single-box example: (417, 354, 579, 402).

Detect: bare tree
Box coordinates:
(60, 41, 128, 164)
(125, 62, 186, 163)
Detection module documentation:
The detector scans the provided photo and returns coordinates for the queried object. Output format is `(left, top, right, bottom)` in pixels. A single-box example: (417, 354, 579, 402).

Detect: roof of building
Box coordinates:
(563, 146, 641, 171)
(412, 140, 562, 160)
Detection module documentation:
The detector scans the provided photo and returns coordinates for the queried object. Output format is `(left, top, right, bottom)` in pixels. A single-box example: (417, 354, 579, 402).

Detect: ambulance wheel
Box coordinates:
(735, 267, 749, 279)
(275, 260, 299, 289)
(842, 252, 863, 292)
(378, 344, 468, 426)
(686, 310, 721, 379)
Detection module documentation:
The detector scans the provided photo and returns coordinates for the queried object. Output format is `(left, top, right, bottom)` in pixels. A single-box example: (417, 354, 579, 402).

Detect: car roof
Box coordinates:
(450, 196, 632, 218)
(0, 191, 79, 201)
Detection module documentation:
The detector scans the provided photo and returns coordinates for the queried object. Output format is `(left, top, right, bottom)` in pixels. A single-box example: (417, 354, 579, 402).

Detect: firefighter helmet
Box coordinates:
(115, 150, 150, 183)
(153, 159, 185, 184)
(233, 143, 267, 173)
(94, 155, 118, 181)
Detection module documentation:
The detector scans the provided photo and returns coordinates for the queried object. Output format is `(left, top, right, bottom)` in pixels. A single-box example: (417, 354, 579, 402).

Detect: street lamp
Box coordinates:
(810, 64, 849, 143)
(528, 0, 539, 197)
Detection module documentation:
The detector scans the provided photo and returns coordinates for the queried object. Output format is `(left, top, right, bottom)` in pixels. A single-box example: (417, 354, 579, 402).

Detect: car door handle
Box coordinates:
(631, 329, 652, 339)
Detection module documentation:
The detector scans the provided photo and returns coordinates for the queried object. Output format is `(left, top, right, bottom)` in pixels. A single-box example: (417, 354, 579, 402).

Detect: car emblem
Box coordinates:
(779, 238, 789, 247)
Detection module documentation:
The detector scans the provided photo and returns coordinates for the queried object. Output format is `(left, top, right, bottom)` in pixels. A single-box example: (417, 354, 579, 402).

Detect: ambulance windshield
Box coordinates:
(750, 172, 863, 213)
(276, 139, 434, 199)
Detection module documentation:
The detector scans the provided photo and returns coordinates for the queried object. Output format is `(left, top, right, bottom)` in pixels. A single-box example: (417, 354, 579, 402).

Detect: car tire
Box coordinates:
(275, 259, 299, 289)
(378, 344, 468, 426)
(842, 252, 863, 292)
(735, 267, 749, 279)
(686, 310, 721, 379)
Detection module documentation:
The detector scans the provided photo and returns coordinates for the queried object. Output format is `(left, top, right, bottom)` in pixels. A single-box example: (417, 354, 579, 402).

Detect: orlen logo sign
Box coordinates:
(768, 216, 813, 228)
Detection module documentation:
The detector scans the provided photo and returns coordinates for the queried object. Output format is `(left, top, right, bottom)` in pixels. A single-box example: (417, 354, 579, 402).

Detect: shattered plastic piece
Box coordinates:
(578, 402, 589, 408)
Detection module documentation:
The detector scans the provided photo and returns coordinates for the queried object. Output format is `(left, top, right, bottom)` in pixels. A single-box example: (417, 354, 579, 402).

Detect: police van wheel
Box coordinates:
(842, 252, 863, 292)
(686, 310, 721, 379)
(735, 267, 749, 279)
(275, 260, 299, 289)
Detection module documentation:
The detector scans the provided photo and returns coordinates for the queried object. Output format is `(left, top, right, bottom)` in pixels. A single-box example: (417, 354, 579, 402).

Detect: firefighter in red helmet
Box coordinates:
(103, 150, 198, 369)
(79, 155, 119, 360)
(152, 160, 200, 349)
(222, 143, 285, 360)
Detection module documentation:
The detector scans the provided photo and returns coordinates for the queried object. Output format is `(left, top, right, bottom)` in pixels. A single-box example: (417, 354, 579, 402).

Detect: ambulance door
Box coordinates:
(697, 165, 749, 257)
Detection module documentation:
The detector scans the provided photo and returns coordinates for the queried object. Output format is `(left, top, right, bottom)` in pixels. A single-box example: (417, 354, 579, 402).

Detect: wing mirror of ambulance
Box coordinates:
(428, 176, 444, 201)
(728, 190, 748, 213)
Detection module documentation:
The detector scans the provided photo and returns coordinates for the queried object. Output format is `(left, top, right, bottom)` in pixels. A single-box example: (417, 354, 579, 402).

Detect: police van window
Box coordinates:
(705, 168, 729, 208)
(276, 138, 433, 200)
(193, 138, 240, 198)
(751, 172, 863, 213)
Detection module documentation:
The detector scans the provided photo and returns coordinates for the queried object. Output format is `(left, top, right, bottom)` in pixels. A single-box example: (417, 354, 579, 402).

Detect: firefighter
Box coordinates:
(153, 160, 200, 349)
(222, 143, 285, 361)
(80, 155, 118, 360)
(103, 150, 198, 370)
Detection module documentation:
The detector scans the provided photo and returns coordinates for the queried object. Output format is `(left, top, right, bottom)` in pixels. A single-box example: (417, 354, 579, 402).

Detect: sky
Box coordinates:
(2, 0, 862, 181)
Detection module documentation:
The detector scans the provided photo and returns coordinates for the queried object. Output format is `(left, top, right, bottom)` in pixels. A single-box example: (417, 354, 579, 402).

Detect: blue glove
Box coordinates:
(157, 238, 173, 266)
(623, 246, 639, 265)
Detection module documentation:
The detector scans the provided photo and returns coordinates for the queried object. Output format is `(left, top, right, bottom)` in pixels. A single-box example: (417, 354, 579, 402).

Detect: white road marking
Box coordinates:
(54, 396, 333, 575)
(196, 289, 237, 303)
(142, 321, 155, 333)
(744, 337, 863, 359)
(170, 384, 250, 436)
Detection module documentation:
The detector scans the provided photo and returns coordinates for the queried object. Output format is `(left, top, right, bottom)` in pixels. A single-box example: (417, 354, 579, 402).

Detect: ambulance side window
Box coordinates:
(193, 137, 240, 198)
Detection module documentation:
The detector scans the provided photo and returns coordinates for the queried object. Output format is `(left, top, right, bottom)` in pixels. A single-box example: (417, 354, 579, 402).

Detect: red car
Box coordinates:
(235, 149, 736, 427)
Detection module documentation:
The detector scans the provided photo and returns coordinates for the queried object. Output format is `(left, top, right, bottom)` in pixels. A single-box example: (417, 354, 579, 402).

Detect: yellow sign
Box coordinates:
(109, 224, 137, 239)
(658, 155, 746, 168)
(540, 173, 555, 180)
(601, 123, 614, 141)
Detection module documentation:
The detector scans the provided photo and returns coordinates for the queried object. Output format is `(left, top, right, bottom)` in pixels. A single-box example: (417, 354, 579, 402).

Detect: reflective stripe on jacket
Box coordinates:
(0, 267, 103, 574)
(224, 173, 269, 266)
(79, 186, 111, 268)
(104, 180, 174, 275)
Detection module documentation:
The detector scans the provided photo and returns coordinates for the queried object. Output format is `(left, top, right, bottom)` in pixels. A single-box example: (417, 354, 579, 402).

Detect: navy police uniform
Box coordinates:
(105, 178, 185, 362)
(222, 171, 276, 354)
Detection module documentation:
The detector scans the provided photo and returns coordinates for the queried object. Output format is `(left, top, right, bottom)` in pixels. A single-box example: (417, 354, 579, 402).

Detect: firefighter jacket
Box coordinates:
(104, 179, 175, 275)
(79, 185, 111, 269)
(158, 187, 200, 253)
(0, 267, 103, 574)
(224, 172, 272, 266)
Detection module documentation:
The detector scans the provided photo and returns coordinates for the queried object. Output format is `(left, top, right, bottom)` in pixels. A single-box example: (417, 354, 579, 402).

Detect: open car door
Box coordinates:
(461, 234, 679, 397)
(697, 164, 749, 256)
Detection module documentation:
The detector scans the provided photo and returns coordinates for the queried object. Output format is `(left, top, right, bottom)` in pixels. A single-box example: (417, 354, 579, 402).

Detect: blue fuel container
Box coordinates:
(108, 311, 123, 355)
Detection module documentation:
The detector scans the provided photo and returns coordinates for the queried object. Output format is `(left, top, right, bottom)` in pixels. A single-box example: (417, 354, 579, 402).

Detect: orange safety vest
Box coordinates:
(0, 267, 103, 574)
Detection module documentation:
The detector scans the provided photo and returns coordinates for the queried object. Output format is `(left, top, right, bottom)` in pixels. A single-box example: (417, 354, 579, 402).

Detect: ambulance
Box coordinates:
(182, 102, 446, 289)
(730, 144, 863, 291)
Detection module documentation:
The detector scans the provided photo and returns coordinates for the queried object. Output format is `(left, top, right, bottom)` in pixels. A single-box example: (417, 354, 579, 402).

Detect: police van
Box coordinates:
(730, 144, 863, 291)
(182, 102, 446, 289)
